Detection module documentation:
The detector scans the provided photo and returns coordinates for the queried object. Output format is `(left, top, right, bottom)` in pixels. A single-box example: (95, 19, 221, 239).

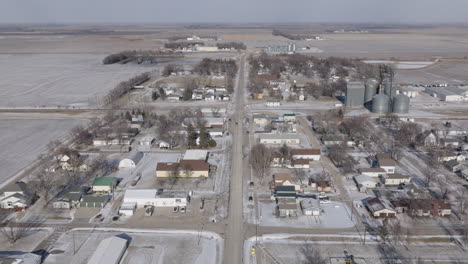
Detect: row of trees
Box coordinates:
(303, 80, 347, 99)
(272, 29, 314, 40)
(216, 42, 246, 50)
(104, 72, 150, 105)
(162, 64, 184, 77)
(102, 50, 183, 65)
(192, 58, 238, 79)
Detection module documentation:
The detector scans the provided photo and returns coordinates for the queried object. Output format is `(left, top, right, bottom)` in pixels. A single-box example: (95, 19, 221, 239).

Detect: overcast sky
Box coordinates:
(2, 0, 468, 24)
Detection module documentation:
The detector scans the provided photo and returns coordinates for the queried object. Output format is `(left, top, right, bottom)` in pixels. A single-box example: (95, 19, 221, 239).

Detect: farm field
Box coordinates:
(0, 54, 154, 108)
(395, 61, 468, 85)
(0, 117, 85, 186)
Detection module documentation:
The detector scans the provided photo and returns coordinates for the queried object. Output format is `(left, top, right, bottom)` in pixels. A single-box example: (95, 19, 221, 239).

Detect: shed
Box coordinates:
(87, 236, 129, 264)
(300, 198, 321, 216)
(364, 197, 396, 218)
(118, 202, 136, 216)
(119, 152, 144, 169)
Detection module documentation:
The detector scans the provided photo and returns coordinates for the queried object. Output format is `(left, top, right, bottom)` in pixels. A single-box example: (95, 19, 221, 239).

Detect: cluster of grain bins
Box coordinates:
(345, 77, 410, 114)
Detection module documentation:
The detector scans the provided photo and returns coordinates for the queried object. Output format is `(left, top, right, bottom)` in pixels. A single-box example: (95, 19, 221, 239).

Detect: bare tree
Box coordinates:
(33, 165, 62, 204)
(0, 219, 41, 244)
(300, 244, 327, 264)
(423, 166, 437, 188)
(250, 144, 272, 183)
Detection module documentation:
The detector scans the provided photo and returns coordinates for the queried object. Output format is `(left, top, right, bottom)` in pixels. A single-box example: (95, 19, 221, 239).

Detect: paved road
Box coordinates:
(223, 54, 247, 264)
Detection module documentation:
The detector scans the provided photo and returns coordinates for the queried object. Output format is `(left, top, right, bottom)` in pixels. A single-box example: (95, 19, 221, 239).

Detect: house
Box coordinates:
(364, 197, 396, 218)
(79, 195, 110, 208)
(436, 151, 458, 162)
(87, 236, 129, 264)
(139, 136, 154, 146)
(159, 141, 171, 149)
(258, 133, 301, 146)
(322, 135, 355, 147)
(291, 149, 321, 161)
(421, 131, 439, 147)
(277, 198, 298, 217)
(156, 160, 210, 178)
(359, 168, 387, 178)
(381, 173, 411, 186)
(391, 200, 410, 213)
(122, 189, 188, 208)
(408, 199, 452, 217)
(58, 151, 89, 172)
(118, 152, 144, 170)
(0, 193, 28, 210)
(253, 113, 270, 127)
(207, 128, 224, 137)
(311, 180, 333, 193)
(273, 173, 301, 191)
(93, 137, 131, 146)
(52, 187, 83, 209)
(92, 177, 117, 194)
(290, 159, 310, 169)
(354, 175, 378, 192)
(442, 138, 461, 148)
(300, 198, 321, 216)
(445, 160, 464, 172)
(378, 159, 397, 174)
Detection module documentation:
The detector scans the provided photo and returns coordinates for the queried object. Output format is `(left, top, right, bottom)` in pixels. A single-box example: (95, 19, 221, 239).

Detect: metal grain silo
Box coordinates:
(364, 79, 378, 103)
(372, 93, 390, 113)
(393, 94, 410, 114)
(345, 81, 365, 107)
(383, 78, 396, 99)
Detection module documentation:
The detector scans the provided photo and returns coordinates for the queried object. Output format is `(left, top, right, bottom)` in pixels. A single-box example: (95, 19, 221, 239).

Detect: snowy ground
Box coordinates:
(0, 117, 86, 187)
(0, 228, 51, 252)
(245, 234, 468, 264)
(45, 229, 223, 264)
(0, 54, 156, 108)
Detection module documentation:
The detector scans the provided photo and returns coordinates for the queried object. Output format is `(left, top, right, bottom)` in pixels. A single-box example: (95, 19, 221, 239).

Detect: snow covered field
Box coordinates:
(0, 54, 154, 108)
(45, 229, 223, 264)
(0, 117, 85, 186)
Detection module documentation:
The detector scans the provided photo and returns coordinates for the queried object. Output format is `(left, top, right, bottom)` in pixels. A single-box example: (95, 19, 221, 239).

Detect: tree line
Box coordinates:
(216, 42, 246, 50)
(104, 72, 150, 105)
(192, 58, 238, 78)
(272, 28, 316, 40)
(102, 50, 183, 65)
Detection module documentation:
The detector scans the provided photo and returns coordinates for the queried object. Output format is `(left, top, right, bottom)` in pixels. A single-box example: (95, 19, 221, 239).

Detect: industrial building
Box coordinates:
(118, 151, 144, 169)
(425, 86, 468, 101)
(122, 189, 188, 208)
(265, 43, 296, 54)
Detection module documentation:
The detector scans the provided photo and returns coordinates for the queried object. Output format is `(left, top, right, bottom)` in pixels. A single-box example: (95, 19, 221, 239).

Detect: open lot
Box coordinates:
(395, 61, 468, 85)
(0, 117, 85, 187)
(45, 229, 223, 264)
(0, 54, 154, 108)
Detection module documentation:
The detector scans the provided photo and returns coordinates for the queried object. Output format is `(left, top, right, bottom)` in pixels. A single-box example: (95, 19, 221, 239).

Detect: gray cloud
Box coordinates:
(1, 0, 468, 24)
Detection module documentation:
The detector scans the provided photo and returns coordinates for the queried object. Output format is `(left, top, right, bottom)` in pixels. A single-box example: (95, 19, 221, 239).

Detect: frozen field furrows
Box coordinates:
(0, 54, 155, 108)
(0, 117, 85, 185)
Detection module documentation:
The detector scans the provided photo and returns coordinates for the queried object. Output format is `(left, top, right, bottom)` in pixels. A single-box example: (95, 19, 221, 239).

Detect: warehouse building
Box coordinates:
(258, 133, 301, 146)
(87, 236, 129, 264)
(122, 189, 188, 208)
(425, 86, 467, 101)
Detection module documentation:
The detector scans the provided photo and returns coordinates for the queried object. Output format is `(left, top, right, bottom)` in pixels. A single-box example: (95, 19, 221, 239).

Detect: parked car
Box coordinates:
(145, 206, 154, 216)
(248, 196, 253, 202)
(319, 197, 331, 204)
(173, 206, 179, 213)
(180, 207, 186, 213)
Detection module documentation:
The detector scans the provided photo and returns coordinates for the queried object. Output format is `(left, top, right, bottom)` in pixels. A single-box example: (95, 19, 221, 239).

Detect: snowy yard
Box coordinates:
(45, 229, 223, 264)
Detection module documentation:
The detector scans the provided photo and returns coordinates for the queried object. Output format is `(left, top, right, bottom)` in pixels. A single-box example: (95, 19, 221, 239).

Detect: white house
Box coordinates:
(0, 193, 28, 210)
(139, 136, 154, 146)
(381, 173, 411, 186)
(258, 133, 301, 146)
(291, 149, 321, 161)
(159, 141, 171, 149)
(379, 159, 397, 174)
(359, 168, 387, 178)
(300, 199, 321, 216)
(118, 152, 144, 170)
(354, 175, 378, 192)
